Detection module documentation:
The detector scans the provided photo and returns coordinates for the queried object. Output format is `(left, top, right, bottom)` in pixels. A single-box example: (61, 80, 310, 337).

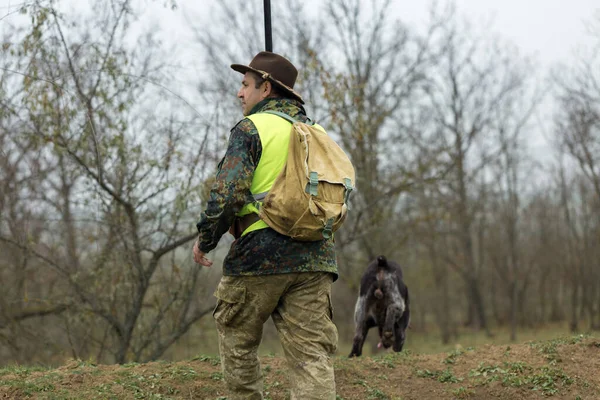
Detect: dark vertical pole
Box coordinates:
(264, 0, 273, 52)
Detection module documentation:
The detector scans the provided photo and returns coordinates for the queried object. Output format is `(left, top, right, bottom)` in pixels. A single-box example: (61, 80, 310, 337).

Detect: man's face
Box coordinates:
(237, 72, 269, 116)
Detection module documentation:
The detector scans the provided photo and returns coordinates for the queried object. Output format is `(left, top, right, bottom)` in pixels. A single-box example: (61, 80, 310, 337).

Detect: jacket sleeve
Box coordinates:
(195, 119, 262, 253)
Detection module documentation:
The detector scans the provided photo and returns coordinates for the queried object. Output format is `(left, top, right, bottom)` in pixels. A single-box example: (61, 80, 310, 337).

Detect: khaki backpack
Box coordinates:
(257, 111, 355, 241)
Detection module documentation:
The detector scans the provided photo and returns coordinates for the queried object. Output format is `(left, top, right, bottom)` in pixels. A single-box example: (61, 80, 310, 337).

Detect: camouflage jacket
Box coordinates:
(196, 98, 338, 280)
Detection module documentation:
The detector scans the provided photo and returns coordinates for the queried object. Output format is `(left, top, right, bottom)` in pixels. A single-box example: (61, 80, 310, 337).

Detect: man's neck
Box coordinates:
(247, 97, 284, 116)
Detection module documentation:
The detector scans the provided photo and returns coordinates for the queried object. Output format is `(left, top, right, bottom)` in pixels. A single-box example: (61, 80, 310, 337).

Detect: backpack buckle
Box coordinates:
(305, 171, 318, 196)
(322, 218, 334, 239)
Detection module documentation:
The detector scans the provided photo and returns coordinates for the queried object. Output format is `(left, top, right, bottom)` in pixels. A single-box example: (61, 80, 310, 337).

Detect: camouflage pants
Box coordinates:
(212, 272, 338, 400)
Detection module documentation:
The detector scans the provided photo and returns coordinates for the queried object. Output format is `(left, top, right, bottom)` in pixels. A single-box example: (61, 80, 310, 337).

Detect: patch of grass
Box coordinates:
(192, 354, 220, 366)
(415, 369, 437, 379)
(533, 341, 562, 363)
(0, 378, 56, 396)
(469, 362, 506, 378)
(468, 361, 574, 396)
(373, 353, 397, 369)
(451, 386, 475, 399)
(116, 376, 175, 400)
(351, 379, 390, 399)
(121, 361, 141, 368)
(38, 392, 73, 400)
(111, 370, 181, 399)
(73, 359, 97, 368)
(442, 348, 466, 365)
(437, 368, 462, 383)
(265, 379, 282, 389)
(403, 322, 573, 355)
(264, 379, 284, 400)
(0, 371, 67, 399)
(94, 382, 116, 396)
(415, 368, 462, 383)
(527, 334, 591, 363)
(367, 386, 390, 399)
(469, 361, 533, 387)
(528, 366, 574, 395)
(368, 350, 413, 370)
(210, 371, 224, 381)
(166, 365, 197, 382)
(0, 364, 49, 377)
(504, 361, 530, 374)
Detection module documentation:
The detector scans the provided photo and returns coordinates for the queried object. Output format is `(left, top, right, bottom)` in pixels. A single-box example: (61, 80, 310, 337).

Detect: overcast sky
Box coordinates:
(157, 0, 599, 66)
(1, 0, 599, 162)
(378, 0, 598, 65)
(2, 0, 597, 70)
(158, 0, 598, 161)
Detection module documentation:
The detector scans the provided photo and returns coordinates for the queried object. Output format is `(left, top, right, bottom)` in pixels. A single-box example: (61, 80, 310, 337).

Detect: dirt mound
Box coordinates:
(1, 335, 599, 399)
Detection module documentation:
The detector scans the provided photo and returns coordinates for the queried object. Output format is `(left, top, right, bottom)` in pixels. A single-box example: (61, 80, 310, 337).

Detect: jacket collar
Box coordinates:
(248, 97, 306, 118)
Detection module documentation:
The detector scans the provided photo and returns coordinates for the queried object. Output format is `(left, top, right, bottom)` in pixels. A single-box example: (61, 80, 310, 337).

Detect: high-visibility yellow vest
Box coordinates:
(236, 112, 292, 236)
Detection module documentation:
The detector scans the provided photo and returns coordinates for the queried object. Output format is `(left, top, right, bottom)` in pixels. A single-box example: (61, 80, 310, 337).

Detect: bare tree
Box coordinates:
(553, 15, 600, 330)
(309, 0, 449, 290)
(416, 9, 538, 334)
(0, 0, 218, 364)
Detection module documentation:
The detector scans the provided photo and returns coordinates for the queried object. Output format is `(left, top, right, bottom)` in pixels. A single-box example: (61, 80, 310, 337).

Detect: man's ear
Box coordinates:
(261, 80, 272, 99)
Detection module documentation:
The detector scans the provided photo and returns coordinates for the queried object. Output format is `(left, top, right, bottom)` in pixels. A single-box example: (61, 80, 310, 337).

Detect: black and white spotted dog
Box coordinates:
(349, 255, 410, 357)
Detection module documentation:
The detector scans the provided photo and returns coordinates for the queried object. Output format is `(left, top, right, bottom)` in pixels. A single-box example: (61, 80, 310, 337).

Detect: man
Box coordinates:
(193, 51, 338, 400)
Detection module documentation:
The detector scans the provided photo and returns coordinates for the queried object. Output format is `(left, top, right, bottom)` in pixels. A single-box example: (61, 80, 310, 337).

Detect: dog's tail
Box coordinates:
(374, 256, 389, 298)
(377, 255, 390, 269)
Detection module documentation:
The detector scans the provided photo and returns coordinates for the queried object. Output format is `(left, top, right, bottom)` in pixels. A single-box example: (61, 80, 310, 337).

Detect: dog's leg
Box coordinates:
(377, 324, 384, 348)
(393, 291, 410, 352)
(349, 296, 372, 357)
(393, 318, 407, 352)
(381, 304, 401, 348)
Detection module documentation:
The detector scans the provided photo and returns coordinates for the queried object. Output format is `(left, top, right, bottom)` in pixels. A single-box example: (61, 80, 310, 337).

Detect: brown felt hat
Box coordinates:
(231, 51, 304, 104)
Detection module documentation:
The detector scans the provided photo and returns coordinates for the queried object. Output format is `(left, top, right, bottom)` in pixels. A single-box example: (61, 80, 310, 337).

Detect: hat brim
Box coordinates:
(231, 64, 304, 104)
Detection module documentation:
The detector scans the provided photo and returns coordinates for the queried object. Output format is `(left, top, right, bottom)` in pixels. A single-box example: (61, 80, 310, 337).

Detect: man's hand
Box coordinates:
(193, 239, 213, 267)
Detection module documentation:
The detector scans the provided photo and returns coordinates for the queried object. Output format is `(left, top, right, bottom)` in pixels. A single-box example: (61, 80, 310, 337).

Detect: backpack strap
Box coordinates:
(261, 110, 315, 126)
(343, 177, 354, 207)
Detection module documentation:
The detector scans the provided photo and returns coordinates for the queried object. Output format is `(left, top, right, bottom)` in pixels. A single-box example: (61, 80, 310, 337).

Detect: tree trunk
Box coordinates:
(509, 282, 517, 342)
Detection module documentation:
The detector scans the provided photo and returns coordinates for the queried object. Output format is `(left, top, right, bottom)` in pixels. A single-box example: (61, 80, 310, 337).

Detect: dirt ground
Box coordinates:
(1, 335, 599, 399)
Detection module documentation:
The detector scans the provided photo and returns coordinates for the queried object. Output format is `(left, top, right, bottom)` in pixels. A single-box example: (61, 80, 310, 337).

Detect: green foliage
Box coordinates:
(468, 361, 575, 396)
(451, 386, 475, 398)
(166, 366, 197, 382)
(0, 375, 56, 395)
(1, 0, 217, 367)
(192, 354, 221, 366)
(367, 386, 390, 399)
(0, 365, 49, 377)
(373, 351, 413, 368)
(529, 367, 574, 395)
(415, 368, 462, 383)
(1, 336, 598, 399)
(113, 370, 180, 398)
(442, 348, 466, 364)
(527, 335, 589, 364)
(210, 372, 223, 381)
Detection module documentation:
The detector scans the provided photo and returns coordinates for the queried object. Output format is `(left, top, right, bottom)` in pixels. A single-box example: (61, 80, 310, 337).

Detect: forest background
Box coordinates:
(1, 0, 600, 366)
